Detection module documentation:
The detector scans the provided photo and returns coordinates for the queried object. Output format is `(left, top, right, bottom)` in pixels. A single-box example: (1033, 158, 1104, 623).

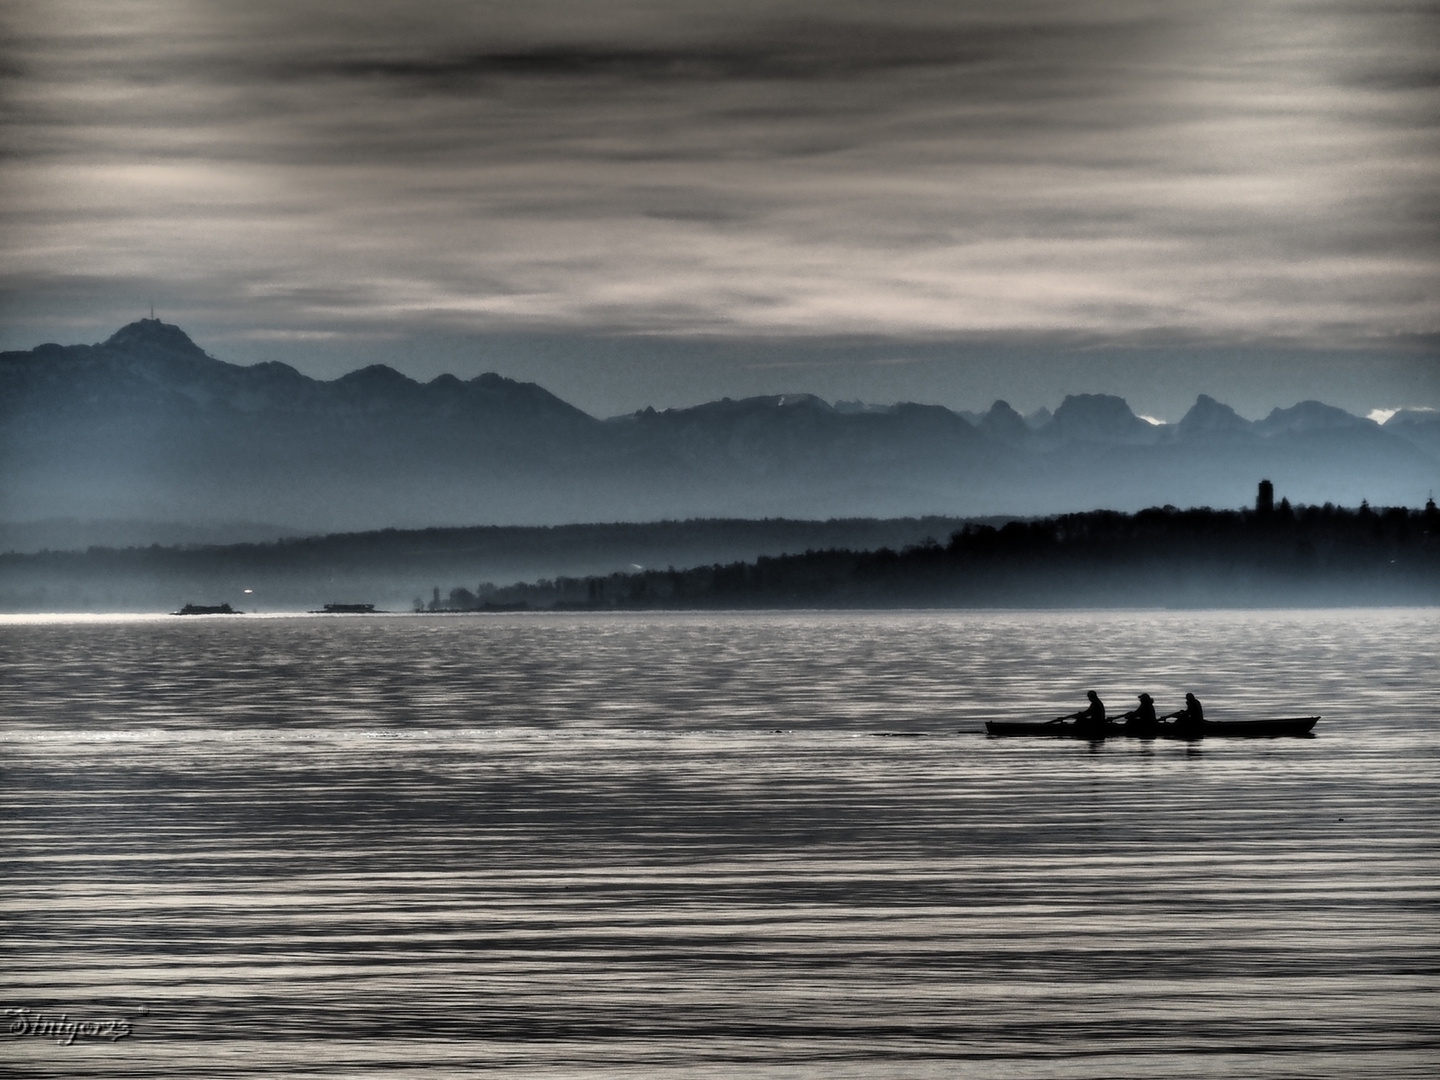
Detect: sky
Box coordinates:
(1, 0, 1437, 420)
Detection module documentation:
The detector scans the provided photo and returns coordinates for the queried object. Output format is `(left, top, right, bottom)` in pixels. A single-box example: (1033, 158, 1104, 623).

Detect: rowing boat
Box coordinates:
(983, 717, 1318, 738)
(1153, 716, 1317, 738)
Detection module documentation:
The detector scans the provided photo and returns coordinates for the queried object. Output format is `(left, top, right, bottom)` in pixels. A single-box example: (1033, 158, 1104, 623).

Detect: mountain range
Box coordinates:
(3, 319, 1437, 548)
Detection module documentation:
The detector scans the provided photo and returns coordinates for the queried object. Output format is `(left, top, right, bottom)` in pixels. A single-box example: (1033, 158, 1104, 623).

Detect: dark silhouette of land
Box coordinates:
(2, 490, 1436, 613)
(4, 319, 1437, 547)
(0, 517, 976, 612)
(423, 490, 1440, 611)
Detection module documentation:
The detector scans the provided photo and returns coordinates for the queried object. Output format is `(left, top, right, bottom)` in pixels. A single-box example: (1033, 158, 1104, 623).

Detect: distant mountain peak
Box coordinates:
(725, 393, 831, 412)
(986, 399, 1021, 419)
(662, 393, 835, 421)
(1023, 406, 1052, 430)
(834, 399, 889, 415)
(1054, 392, 1133, 413)
(1385, 408, 1440, 429)
(775, 393, 830, 409)
(979, 399, 1030, 442)
(336, 363, 414, 388)
(102, 318, 207, 357)
(1256, 399, 1372, 435)
(1049, 393, 1155, 442)
(1178, 394, 1253, 437)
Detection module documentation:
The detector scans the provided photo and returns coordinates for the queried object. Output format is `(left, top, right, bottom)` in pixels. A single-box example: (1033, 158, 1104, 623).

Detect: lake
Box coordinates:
(2, 609, 1437, 1078)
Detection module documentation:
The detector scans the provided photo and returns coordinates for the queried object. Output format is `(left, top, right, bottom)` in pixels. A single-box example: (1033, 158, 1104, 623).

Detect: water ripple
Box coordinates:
(1, 610, 1436, 1077)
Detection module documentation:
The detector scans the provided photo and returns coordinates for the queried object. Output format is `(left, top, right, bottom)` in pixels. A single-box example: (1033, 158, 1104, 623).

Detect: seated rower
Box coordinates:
(1060, 690, 1107, 736)
(1118, 693, 1159, 734)
(1163, 692, 1205, 731)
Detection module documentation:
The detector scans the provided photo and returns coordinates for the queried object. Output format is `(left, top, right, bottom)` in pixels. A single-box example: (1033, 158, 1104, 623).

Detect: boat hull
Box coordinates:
(1156, 717, 1318, 738)
(984, 717, 1318, 738)
(984, 721, 1108, 738)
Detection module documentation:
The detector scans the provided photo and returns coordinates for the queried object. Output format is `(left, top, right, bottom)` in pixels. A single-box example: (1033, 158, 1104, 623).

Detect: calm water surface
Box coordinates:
(2, 610, 1437, 1078)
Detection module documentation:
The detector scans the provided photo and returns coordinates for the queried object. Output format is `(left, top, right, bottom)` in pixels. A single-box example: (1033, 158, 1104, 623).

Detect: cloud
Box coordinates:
(1, 0, 1437, 354)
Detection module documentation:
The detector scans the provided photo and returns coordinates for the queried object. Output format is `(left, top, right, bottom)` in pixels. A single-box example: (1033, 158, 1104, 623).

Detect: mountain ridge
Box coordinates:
(3, 319, 1437, 540)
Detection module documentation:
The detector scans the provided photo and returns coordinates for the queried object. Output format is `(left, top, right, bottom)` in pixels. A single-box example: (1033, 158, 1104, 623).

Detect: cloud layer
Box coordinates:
(2, 2, 1438, 371)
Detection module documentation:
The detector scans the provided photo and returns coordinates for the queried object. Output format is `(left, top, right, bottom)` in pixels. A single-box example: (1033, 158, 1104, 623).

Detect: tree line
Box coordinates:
(426, 498, 1440, 611)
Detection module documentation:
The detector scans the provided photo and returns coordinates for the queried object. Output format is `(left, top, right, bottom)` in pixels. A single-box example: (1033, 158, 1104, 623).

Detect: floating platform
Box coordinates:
(172, 603, 241, 615)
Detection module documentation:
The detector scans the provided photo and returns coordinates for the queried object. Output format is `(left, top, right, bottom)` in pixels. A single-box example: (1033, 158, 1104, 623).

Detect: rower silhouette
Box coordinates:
(1119, 692, 1159, 735)
(1060, 690, 1107, 737)
(1163, 693, 1205, 733)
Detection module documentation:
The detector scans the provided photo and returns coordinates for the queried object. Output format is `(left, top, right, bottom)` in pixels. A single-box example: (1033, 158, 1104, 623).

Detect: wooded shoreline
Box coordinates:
(430, 500, 1440, 611)
(5, 500, 1437, 613)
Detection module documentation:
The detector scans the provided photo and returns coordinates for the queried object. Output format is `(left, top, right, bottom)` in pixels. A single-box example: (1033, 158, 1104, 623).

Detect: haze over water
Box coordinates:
(3, 609, 1437, 1077)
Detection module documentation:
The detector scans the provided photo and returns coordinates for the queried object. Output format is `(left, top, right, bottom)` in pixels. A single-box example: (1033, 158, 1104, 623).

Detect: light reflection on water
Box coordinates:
(1, 610, 1437, 1078)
